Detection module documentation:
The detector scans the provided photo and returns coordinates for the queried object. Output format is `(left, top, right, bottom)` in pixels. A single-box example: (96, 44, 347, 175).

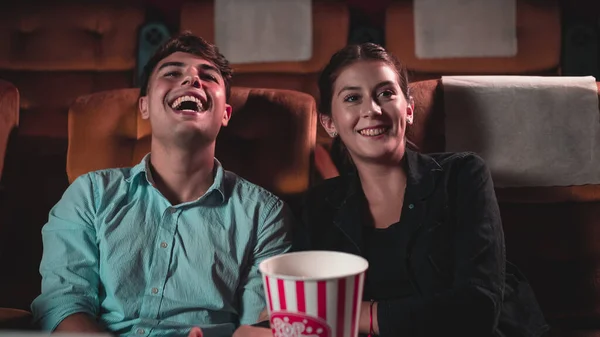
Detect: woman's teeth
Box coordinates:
(359, 128, 387, 136)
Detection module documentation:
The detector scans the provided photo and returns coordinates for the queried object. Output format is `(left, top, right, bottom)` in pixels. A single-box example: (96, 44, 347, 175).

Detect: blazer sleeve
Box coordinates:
(377, 154, 506, 337)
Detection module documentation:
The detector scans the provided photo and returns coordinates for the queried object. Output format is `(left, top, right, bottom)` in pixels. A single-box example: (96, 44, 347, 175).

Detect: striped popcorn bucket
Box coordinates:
(259, 251, 369, 337)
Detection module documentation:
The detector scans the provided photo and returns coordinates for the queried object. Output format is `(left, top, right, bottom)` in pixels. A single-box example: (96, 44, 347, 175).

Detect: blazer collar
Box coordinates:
(326, 149, 443, 207)
(404, 149, 443, 201)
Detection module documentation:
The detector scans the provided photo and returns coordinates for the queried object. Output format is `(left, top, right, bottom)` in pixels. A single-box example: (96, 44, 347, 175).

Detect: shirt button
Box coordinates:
(137, 328, 145, 334)
(151, 287, 159, 294)
(408, 203, 415, 210)
(169, 207, 177, 214)
(160, 242, 168, 248)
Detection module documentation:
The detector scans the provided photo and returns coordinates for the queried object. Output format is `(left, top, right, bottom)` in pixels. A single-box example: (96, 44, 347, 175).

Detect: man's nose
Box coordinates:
(182, 75, 201, 88)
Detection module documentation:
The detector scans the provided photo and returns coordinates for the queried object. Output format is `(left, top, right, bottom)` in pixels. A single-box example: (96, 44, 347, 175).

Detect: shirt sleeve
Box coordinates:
(377, 154, 506, 337)
(31, 173, 101, 331)
(237, 198, 293, 325)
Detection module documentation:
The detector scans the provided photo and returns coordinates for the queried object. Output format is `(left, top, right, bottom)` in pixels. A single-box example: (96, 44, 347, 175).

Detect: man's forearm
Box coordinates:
(55, 313, 106, 333)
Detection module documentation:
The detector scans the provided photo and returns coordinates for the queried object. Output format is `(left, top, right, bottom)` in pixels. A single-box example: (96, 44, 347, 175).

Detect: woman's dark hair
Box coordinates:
(139, 31, 233, 101)
(317, 43, 416, 174)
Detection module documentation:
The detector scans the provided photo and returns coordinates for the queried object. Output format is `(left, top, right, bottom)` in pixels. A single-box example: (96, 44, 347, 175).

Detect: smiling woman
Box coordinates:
(234, 43, 549, 337)
(320, 58, 412, 171)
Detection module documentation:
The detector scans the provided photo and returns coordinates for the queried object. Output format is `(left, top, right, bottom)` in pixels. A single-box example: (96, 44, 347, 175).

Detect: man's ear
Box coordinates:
(139, 96, 149, 120)
(221, 104, 232, 127)
(406, 96, 414, 125)
(319, 114, 338, 138)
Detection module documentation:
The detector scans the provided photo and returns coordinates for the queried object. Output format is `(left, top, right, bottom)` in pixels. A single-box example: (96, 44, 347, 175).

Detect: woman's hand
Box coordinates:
(233, 325, 272, 337)
(359, 301, 379, 335)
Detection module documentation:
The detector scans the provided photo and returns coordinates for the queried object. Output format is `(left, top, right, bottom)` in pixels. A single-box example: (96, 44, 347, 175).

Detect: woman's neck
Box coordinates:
(355, 159, 408, 202)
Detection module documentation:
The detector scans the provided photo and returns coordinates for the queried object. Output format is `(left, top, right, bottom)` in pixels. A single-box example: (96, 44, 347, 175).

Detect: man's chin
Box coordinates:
(172, 128, 218, 148)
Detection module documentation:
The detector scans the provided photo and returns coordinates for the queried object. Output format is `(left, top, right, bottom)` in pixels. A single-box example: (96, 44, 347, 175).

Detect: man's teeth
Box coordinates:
(170, 95, 205, 110)
(359, 128, 387, 136)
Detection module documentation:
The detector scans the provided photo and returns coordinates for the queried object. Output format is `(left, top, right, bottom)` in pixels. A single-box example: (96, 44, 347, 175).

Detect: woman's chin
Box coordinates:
(354, 151, 397, 165)
(351, 143, 406, 165)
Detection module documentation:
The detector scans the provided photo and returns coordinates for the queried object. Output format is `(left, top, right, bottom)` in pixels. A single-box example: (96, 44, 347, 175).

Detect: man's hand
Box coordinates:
(188, 327, 203, 337)
(258, 308, 269, 322)
(233, 325, 272, 337)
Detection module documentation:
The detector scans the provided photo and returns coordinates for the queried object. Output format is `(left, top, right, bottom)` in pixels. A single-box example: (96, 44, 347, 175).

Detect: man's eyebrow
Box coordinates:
(198, 63, 220, 73)
(157, 61, 184, 71)
(158, 62, 220, 74)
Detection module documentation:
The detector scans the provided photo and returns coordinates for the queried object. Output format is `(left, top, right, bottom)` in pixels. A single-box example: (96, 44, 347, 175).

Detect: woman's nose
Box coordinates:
(363, 100, 383, 117)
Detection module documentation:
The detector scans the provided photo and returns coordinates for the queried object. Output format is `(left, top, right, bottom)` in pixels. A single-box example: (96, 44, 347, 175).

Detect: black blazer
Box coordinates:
(293, 150, 549, 337)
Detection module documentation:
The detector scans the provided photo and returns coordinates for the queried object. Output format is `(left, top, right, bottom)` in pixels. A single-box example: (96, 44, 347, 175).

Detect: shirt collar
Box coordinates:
(125, 154, 149, 183)
(126, 153, 227, 203)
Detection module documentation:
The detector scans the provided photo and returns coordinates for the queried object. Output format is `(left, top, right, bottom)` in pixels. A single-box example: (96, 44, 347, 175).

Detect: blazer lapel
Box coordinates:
(404, 149, 443, 201)
(325, 174, 365, 255)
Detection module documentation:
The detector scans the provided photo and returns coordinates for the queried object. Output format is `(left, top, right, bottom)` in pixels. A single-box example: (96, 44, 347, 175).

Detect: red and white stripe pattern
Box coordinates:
(263, 274, 365, 337)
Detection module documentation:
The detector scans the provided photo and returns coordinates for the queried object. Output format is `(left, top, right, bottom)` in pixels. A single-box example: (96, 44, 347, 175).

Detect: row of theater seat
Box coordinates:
(0, 0, 563, 145)
(1, 76, 600, 337)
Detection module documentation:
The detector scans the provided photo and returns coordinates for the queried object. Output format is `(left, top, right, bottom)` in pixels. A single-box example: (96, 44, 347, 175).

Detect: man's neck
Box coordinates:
(149, 141, 216, 205)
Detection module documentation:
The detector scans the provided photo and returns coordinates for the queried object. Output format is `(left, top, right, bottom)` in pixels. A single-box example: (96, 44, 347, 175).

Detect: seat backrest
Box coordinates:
(0, 3, 145, 140)
(0, 79, 18, 182)
(67, 87, 317, 201)
(387, 0, 561, 80)
(408, 78, 600, 202)
(0, 4, 146, 310)
(409, 78, 600, 333)
(180, 1, 349, 75)
(179, 1, 349, 99)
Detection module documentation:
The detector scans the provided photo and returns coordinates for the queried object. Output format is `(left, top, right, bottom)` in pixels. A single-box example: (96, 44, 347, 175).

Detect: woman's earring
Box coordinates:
(330, 131, 338, 138)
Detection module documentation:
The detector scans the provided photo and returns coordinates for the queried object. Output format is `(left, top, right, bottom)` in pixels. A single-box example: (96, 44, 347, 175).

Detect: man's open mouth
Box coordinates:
(169, 95, 208, 113)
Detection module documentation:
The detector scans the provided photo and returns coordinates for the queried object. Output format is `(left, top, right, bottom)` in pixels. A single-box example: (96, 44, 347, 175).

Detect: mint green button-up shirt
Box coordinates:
(31, 155, 292, 337)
